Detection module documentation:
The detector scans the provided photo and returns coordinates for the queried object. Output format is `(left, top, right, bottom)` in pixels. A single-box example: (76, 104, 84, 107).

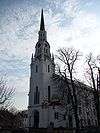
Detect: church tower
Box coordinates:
(28, 9, 55, 128)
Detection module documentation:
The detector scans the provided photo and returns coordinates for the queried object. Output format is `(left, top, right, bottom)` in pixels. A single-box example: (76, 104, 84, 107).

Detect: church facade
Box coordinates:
(28, 10, 98, 129)
(28, 9, 66, 128)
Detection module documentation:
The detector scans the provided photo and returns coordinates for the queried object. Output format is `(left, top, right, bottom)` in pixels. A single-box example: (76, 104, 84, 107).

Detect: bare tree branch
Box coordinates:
(54, 47, 82, 131)
(0, 76, 15, 109)
(85, 52, 100, 125)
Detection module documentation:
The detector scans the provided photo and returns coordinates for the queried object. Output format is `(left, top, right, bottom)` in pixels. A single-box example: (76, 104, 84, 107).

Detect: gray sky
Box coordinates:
(0, 0, 100, 110)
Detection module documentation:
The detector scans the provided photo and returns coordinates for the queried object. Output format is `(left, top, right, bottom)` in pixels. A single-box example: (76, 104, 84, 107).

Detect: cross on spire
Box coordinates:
(40, 9, 45, 31)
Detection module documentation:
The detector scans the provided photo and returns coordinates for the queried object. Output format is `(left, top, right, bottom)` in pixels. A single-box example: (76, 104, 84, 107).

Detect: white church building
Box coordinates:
(28, 9, 67, 128)
(28, 9, 98, 129)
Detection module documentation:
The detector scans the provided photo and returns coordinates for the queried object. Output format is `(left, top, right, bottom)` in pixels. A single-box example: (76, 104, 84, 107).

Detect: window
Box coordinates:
(34, 92, 36, 104)
(48, 65, 50, 72)
(34, 86, 40, 104)
(34, 110, 39, 128)
(68, 115, 73, 128)
(67, 93, 71, 104)
(48, 86, 51, 102)
(54, 112, 59, 119)
(49, 122, 54, 128)
(36, 65, 38, 72)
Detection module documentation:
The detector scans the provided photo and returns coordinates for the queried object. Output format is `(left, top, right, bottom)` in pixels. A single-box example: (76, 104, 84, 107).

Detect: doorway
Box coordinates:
(34, 110, 39, 128)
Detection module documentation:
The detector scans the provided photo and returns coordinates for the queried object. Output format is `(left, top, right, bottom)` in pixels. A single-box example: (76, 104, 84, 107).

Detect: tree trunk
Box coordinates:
(70, 73, 79, 132)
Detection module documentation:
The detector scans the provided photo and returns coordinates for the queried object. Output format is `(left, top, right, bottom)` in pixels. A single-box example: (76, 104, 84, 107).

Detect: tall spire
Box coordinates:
(40, 9, 45, 31)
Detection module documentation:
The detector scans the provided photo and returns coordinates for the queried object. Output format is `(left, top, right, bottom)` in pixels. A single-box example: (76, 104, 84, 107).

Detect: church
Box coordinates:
(28, 9, 98, 129)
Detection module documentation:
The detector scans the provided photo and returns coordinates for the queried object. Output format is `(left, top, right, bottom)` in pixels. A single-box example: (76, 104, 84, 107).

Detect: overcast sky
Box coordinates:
(0, 0, 100, 110)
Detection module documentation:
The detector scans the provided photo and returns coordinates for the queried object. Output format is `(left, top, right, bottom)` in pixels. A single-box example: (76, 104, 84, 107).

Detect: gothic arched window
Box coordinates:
(34, 86, 40, 104)
(48, 86, 51, 102)
(68, 115, 73, 128)
(46, 49, 47, 53)
(34, 110, 39, 128)
(48, 65, 50, 72)
(36, 65, 38, 72)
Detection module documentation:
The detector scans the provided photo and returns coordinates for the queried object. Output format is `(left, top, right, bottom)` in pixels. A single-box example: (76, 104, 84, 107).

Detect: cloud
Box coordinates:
(48, 9, 100, 55)
(14, 91, 28, 110)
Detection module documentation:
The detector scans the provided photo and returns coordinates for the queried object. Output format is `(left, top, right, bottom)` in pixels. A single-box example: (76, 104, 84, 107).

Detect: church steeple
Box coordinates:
(40, 9, 45, 31)
(35, 9, 51, 60)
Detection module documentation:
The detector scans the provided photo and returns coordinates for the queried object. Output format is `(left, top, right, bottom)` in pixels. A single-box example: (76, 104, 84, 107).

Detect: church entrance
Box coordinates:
(34, 110, 39, 128)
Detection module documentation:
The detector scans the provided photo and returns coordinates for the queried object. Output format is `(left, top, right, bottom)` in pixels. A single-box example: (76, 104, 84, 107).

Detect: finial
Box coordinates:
(40, 9, 45, 31)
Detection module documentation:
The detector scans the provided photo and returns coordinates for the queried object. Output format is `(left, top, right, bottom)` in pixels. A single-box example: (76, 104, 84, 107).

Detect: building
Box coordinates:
(28, 9, 98, 129)
(28, 9, 66, 128)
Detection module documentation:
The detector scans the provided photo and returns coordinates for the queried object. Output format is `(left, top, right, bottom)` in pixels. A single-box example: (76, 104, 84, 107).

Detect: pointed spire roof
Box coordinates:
(40, 9, 45, 31)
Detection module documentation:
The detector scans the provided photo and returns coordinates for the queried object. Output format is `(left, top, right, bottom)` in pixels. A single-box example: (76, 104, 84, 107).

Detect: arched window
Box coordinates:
(48, 65, 50, 72)
(34, 110, 39, 128)
(48, 86, 51, 102)
(36, 65, 38, 72)
(46, 49, 47, 53)
(34, 86, 40, 104)
(67, 92, 71, 104)
(68, 115, 73, 128)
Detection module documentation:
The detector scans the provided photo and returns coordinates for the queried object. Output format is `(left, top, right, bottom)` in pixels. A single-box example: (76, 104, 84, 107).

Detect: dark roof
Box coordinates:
(52, 74, 95, 93)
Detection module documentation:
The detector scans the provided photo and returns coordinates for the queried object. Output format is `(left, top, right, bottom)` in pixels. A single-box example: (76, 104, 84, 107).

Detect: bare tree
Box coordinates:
(0, 76, 15, 109)
(85, 53, 100, 125)
(53, 47, 81, 131)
